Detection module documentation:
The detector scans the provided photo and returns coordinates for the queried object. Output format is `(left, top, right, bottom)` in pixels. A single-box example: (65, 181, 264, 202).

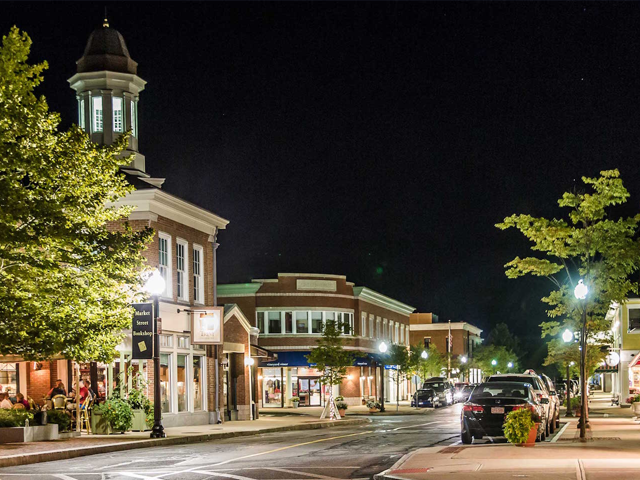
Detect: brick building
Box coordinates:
(409, 313, 483, 383)
(0, 20, 257, 425)
(218, 273, 416, 407)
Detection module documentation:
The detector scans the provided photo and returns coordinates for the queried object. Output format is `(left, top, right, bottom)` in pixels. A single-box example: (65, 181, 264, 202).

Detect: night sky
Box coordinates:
(3, 2, 640, 368)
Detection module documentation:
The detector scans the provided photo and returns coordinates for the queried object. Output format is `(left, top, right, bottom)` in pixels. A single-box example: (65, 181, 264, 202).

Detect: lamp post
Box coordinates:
(245, 357, 255, 420)
(574, 279, 589, 439)
(144, 270, 166, 439)
(460, 356, 468, 382)
(491, 359, 497, 375)
(565, 361, 575, 417)
(507, 362, 513, 372)
(378, 342, 387, 413)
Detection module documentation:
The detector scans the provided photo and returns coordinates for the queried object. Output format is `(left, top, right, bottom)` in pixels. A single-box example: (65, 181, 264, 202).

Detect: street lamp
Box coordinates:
(574, 278, 589, 439)
(144, 269, 165, 439)
(421, 350, 428, 359)
(245, 357, 255, 420)
(378, 342, 387, 412)
(491, 359, 497, 375)
(460, 356, 467, 363)
(507, 362, 513, 369)
(562, 329, 574, 343)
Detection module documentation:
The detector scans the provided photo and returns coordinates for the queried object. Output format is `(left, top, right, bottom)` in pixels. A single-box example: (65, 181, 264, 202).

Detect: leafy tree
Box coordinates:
(485, 323, 522, 358)
(410, 344, 446, 381)
(470, 344, 519, 378)
(497, 169, 640, 438)
(0, 28, 153, 362)
(544, 339, 604, 379)
(306, 319, 355, 419)
(386, 343, 411, 411)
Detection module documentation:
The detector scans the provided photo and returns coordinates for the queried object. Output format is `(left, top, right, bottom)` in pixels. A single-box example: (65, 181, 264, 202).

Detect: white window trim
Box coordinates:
(176, 238, 189, 302)
(369, 315, 375, 339)
(92, 95, 103, 133)
(113, 96, 123, 132)
(158, 232, 172, 299)
(389, 321, 394, 342)
(627, 305, 640, 334)
(361, 312, 367, 337)
(193, 244, 204, 305)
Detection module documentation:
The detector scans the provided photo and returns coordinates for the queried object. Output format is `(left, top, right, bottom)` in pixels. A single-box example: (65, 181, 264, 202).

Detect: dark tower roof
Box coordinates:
(76, 19, 138, 74)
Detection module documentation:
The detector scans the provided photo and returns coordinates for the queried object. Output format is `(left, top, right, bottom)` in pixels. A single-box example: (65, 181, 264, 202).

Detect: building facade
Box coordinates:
(409, 313, 483, 383)
(0, 20, 257, 425)
(218, 273, 416, 407)
(608, 299, 640, 405)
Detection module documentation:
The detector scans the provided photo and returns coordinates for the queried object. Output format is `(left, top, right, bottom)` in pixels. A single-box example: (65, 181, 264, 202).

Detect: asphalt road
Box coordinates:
(0, 404, 463, 480)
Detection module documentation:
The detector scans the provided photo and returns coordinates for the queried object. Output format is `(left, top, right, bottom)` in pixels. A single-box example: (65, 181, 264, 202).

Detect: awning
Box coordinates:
(629, 352, 640, 369)
(258, 351, 380, 368)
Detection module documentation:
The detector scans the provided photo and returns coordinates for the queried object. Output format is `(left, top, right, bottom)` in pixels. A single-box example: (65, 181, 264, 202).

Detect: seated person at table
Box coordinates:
(0, 393, 13, 409)
(47, 379, 67, 399)
(15, 393, 29, 410)
(79, 380, 95, 404)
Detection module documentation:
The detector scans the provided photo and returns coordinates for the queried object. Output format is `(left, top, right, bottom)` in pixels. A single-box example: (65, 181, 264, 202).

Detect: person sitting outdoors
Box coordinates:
(15, 393, 30, 410)
(79, 380, 95, 404)
(0, 392, 13, 409)
(47, 379, 67, 399)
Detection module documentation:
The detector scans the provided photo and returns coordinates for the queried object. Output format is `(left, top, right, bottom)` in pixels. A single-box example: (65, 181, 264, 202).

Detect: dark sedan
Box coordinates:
(411, 388, 440, 408)
(460, 381, 544, 444)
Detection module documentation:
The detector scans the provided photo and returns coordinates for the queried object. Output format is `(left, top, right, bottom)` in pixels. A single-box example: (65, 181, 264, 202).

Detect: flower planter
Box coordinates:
(516, 423, 539, 447)
(292, 401, 299, 408)
(0, 424, 58, 443)
(90, 411, 125, 435)
(131, 409, 149, 432)
(632, 402, 640, 415)
(338, 409, 346, 417)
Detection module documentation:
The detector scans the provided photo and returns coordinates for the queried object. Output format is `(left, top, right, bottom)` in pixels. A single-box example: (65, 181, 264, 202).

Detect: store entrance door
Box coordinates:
(298, 377, 321, 406)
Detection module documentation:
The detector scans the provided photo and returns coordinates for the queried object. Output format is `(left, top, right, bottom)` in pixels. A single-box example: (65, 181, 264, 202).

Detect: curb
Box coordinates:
(374, 447, 424, 480)
(0, 417, 370, 469)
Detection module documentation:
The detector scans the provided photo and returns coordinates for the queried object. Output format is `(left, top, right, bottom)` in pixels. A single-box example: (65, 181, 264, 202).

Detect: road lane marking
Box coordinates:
(551, 421, 571, 443)
(265, 467, 340, 479)
(154, 431, 369, 479)
(118, 474, 159, 480)
(392, 421, 437, 431)
(53, 475, 79, 480)
(576, 459, 586, 480)
(197, 471, 257, 480)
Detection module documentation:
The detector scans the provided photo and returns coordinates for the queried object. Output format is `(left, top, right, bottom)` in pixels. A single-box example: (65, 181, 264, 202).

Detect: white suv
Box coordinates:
(487, 373, 552, 438)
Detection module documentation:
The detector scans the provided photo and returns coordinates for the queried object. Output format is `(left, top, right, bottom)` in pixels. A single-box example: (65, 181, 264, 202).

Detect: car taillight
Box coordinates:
(463, 404, 484, 413)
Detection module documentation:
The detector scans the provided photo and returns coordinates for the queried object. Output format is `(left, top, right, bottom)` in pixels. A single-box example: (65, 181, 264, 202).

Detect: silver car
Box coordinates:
(540, 372, 561, 432)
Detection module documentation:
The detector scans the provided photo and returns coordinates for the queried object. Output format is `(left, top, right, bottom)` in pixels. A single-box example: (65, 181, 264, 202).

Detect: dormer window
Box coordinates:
(113, 97, 123, 132)
(92, 96, 103, 132)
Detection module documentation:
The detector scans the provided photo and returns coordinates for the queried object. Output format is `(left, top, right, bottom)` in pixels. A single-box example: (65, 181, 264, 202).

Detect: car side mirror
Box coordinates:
(540, 398, 549, 404)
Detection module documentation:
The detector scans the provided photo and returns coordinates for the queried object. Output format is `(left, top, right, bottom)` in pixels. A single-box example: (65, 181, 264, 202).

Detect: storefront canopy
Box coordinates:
(258, 351, 382, 368)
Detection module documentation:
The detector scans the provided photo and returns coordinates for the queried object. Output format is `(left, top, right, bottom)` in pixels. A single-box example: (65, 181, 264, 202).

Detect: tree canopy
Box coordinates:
(470, 344, 519, 377)
(0, 27, 153, 362)
(496, 169, 640, 373)
(410, 343, 446, 380)
(306, 319, 355, 388)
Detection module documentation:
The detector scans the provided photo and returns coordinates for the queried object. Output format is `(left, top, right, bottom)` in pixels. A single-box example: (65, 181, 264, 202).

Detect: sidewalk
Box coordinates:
(376, 396, 640, 479)
(262, 400, 436, 416)
(0, 413, 369, 469)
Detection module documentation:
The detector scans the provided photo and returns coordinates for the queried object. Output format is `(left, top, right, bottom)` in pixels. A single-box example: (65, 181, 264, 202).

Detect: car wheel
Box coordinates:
(556, 414, 560, 429)
(549, 415, 555, 434)
(545, 420, 550, 438)
(461, 428, 473, 445)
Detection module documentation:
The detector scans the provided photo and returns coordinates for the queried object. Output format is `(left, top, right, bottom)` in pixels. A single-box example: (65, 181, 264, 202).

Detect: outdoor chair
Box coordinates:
(52, 394, 67, 410)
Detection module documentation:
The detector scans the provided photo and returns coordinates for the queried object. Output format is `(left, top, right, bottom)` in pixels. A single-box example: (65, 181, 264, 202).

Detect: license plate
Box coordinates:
(491, 407, 505, 414)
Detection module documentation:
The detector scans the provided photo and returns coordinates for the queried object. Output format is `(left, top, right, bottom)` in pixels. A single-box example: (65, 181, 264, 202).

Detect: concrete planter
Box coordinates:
(632, 402, 640, 415)
(131, 409, 149, 432)
(0, 424, 58, 443)
(90, 411, 125, 435)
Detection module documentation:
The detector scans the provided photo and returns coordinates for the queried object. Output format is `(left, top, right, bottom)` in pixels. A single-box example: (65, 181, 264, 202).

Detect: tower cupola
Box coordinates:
(68, 17, 147, 173)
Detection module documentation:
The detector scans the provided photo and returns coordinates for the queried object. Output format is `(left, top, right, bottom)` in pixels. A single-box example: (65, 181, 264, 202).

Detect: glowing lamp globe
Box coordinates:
(605, 352, 620, 367)
(507, 362, 513, 368)
(378, 342, 388, 353)
(574, 279, 588, 300)
(244, 357, 255, 366)
(491, 359, 497, 366)
(460, 356, 468, 364)
(144, 269, 165, 296)
(421, 350, 428, 359)
(562, 329, 573, 343)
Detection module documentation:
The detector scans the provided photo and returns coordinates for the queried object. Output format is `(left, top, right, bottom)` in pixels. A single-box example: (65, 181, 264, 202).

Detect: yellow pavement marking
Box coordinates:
(209, 431, 369, 467)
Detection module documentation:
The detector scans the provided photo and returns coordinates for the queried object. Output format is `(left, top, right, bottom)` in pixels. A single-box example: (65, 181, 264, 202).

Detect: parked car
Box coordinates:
(540, 373, 561, 431)
(422, 379, 455, 405)
(411, 388, 441, 408)
(455, 383, 477, 403)
(486, 373, 552, 437)
(453, 382, 468, 403)
(460, 381, 546, 444)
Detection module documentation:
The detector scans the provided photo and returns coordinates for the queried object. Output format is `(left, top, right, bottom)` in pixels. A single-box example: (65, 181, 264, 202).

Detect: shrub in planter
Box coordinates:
(503, 408, 537, 445)
(46, 410, 72, 432)
(94, 397, 133, 432)
(290, 396, 300, 407)
(336, 401, 348, 415)
(0, 409, 34, 427)
(366, 400, 381, 411)
(334, 395, 344, 402)
(128, 387, 152, 431)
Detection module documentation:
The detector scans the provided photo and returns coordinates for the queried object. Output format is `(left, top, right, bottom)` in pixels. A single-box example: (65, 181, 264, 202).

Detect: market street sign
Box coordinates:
(132, 303, 153, 359)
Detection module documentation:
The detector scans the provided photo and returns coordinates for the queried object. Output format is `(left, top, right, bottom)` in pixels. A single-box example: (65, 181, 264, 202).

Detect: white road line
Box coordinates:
(97, 460, 144, 470)
(196, 471, 258, 480)
(118, 473, 160, 480)
(265, 467, 340, 479)
(551, 421, 571, 443)
(576, 459, 586, 480)
(392, 421, 437, 431)
(53, 475, 79, 480)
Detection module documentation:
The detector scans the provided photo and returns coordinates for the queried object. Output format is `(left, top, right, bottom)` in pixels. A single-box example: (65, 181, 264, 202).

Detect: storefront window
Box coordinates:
(285, 312, 293, 333)
(193, 356, 203, 410)
(311, 312, 323, 333)
(0, 364, 17, 395)
(262, 368, 282, 407)
(295, 311, 309, 333)
(160, 354, 171, 413)
(268, 312, 282, 334)
(177, 354, 187, 412)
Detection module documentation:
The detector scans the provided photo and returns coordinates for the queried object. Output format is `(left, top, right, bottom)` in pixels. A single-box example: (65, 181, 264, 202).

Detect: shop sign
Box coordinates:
(191, 307, 224, 344)
(132, 303, 153, 359)
(384, 364, 398, 370)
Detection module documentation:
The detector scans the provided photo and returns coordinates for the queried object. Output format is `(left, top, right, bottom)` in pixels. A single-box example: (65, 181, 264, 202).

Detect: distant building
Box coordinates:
(218, 273, 415, 407)
(409, 313, 483, 383)
(608, 299, 640, 404)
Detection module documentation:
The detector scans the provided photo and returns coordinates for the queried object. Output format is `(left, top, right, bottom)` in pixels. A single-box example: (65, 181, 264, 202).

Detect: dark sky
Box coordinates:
(3, 2, 640, 364)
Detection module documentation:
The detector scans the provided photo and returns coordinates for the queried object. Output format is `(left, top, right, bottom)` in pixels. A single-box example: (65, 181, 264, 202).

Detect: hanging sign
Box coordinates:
(191, 307, 224, 344)
(605, 351, 620, 367)
(132, 303, 153, 359)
